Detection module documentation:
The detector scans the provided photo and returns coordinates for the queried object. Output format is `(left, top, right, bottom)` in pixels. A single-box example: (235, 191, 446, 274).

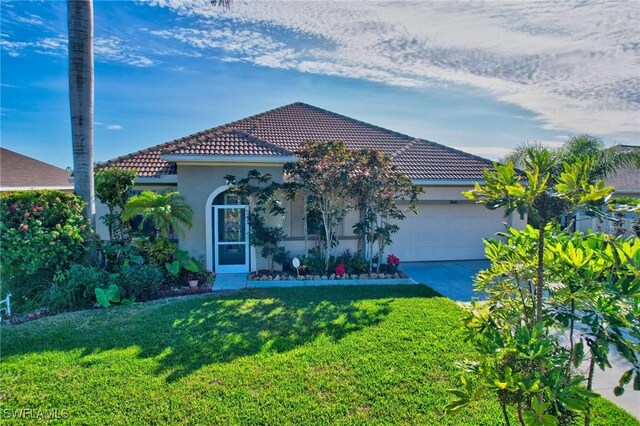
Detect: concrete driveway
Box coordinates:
(403, 260, 639, 419)
(402, 260, 488, 301)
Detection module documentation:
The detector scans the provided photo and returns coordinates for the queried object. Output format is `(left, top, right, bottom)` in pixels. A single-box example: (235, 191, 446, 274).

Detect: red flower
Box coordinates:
(335, 264, 346, 276)
(386, 254, 400, 267)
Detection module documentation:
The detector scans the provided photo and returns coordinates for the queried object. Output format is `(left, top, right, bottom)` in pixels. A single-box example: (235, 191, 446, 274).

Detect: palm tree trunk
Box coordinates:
(68, 0, 95, 223)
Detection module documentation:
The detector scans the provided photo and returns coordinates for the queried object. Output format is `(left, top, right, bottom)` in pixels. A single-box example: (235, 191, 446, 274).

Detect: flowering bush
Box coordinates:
(0, 190, 91, 308)
(386, 254, 400, 272)
(335, 264, 346, 276)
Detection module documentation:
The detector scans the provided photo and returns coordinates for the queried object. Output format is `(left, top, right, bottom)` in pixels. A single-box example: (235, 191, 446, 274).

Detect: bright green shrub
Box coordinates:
(136, 237, 177, 266)
(118, 264, 164, 300)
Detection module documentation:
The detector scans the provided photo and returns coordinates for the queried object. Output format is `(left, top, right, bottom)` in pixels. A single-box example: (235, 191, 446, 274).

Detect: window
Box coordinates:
(306, 208, 323, 236)
(224, 194, 240, 205)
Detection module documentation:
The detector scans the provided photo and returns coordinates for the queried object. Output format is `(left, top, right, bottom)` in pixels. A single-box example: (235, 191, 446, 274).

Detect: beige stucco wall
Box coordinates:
(177, 163, 285, 271)
(95, 173, 528, 271)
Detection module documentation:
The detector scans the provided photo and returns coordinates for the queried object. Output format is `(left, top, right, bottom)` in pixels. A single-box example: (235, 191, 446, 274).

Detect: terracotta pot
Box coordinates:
(188, 280, 199, 288)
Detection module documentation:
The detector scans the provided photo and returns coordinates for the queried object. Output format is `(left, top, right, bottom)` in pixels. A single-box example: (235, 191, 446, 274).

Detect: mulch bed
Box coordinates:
(3, 284, 213, 326)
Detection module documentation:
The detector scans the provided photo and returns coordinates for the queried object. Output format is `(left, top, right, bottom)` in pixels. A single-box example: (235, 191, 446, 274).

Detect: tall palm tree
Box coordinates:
(122, 190, 193, 239)
(503, 134, 640, 183)
(67, 0, 95, 222)
(67, 0, 230, 224)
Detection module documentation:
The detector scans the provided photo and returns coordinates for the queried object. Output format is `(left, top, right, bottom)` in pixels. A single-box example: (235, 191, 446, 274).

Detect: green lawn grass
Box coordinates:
(1, 285, 637, 425)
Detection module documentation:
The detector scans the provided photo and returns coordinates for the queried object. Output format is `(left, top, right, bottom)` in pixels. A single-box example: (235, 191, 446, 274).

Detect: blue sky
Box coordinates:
(2, 0, 639, 169)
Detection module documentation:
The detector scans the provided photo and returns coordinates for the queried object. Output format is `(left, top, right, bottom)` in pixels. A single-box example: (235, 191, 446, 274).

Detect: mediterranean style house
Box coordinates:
(97, 102, 526, 273)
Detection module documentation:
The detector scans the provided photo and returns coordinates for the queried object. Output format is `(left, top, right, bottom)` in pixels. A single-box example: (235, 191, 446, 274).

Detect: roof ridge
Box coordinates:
(229, 129, 293, 155)
(391, 138, 421, 159)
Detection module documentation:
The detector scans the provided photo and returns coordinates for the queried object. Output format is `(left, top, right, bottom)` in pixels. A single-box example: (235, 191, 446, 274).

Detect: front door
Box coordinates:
(214, 205, 250, 273)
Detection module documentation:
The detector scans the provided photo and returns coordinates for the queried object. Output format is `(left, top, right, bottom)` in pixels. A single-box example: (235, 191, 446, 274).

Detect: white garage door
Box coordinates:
(388, 203, 507, 262)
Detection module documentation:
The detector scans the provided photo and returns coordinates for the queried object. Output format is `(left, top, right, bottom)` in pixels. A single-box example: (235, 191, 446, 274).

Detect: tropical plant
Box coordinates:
(0, 190, 91, 311)
(95, 168, 137, 241)
(449, 225, 640, 426)
(165, 249, 199, 279)
(451, 151, 623, 425)
(67, 0, 95, 222)
(67, 0, 232, 222)
(101, 241, 144, 273)
(349, 149, 421, 272)
(122, 190, 193, 239)
(94, 284, 134, 308)
(284, 140, 353, 272)
(503, 135, 640, 183)
(136, 237, 177, 266)
(118, 264, 164, 300)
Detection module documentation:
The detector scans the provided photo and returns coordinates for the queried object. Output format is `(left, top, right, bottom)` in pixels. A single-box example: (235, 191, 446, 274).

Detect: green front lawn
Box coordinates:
(1, 286, 637, 425)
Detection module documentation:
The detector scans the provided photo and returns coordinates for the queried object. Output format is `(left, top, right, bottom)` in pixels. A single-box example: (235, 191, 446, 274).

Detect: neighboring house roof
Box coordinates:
(98, 102, 495, 181)
(0, 148, 73, 190)
(606, 145, 640, 195)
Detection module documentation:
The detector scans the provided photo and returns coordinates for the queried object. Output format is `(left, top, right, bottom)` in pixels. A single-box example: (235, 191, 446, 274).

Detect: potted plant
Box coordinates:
(187, 272, 200, 288)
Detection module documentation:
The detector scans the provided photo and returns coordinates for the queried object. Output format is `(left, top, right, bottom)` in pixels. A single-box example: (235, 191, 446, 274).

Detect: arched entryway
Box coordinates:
(205, 185, 251, 273)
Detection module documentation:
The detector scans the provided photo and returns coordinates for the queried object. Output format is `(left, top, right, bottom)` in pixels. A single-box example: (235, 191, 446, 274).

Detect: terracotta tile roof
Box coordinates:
(393, 139, 494, 180)
(1, 148, 72, 189)
(167, 129, 292, 157)
(98, 102, 496, 181)
(606, 145, 640, 194)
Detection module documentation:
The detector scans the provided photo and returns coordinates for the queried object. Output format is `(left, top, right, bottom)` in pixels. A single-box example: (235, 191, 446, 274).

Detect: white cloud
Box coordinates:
(13, 12, 44, 26)
(146, 0, 640, 137)
(105, 124, 123, 130)
(1, 33, 155, 67)
(94, 37, 156, 67)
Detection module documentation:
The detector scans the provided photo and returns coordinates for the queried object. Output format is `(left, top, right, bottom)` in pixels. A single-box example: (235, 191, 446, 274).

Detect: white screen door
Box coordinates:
(214, 205, 250, 273)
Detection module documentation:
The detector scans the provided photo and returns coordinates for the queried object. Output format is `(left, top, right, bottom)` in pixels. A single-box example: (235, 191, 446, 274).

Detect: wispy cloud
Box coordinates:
(13, 12, 44, 26)
(105, 124, 123, 130)
(146, 0, 640, 136)
(1, 33, 155, 67)
(94, 37, 155, 67)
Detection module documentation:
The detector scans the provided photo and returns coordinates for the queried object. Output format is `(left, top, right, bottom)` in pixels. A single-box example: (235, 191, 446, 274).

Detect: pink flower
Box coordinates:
(11, 204, 17, 210)
(23, 212, 30, 218)
(335, 264, 346, 276)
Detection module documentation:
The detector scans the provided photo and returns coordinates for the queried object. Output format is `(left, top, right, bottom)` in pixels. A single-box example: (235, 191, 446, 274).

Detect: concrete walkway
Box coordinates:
(403, 260, 639, 419)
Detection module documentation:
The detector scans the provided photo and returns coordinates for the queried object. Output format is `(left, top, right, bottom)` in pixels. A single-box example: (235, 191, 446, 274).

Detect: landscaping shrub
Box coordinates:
(35, 265, 108, 312)
(136, 237, 177, 266)
(118, 264, 164, 300)
(0, 190, 91, 311)
(101, 241, 144, 273)
(334, 249, 368, 275)
(68, 264, 109, 302)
